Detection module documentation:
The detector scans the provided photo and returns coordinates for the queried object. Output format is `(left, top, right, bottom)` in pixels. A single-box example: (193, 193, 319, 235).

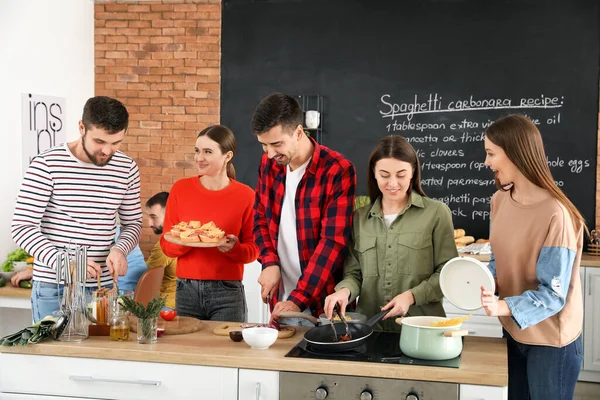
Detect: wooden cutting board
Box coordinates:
(212, 323, 296, 339)
(129, 316, 203, 335)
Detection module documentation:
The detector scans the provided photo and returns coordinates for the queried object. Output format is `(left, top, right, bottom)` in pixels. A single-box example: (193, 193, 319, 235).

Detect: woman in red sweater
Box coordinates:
(160, 125, 259, 322)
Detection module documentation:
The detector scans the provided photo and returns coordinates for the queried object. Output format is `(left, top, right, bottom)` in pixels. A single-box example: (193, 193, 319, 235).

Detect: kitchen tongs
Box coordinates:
(334, 304, 352, 340)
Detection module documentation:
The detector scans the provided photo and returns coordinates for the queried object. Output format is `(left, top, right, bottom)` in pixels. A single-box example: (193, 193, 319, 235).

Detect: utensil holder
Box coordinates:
(588, 243, 600, 256)
(55, 245, 89, 342)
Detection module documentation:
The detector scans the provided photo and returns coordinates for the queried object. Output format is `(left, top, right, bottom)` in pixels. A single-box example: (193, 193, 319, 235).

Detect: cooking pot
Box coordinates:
(396, 316, 468, 360)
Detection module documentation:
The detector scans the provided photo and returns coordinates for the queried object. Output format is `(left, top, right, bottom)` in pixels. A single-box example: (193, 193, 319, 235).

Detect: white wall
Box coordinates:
(0, 0, 94, 257)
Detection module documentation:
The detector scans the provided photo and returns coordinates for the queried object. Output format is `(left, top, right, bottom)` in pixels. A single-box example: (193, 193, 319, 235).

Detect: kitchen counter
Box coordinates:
(459, 252, 600, 267)
(0, 285, 31, 300)
(0, 320, 508, 387)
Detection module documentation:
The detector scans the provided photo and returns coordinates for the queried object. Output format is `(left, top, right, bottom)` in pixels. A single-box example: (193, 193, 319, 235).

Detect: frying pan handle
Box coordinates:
(365, 310, 389, 327)
(277, 311, 321, 325)
(443, 329, 469, 337)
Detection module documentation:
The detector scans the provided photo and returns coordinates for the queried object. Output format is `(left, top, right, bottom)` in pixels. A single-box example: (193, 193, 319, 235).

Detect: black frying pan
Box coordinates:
(278, 310, 388, 352)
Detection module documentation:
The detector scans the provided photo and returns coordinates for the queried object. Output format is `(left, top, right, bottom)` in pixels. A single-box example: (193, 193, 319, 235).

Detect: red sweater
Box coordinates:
(160, 177, 258, 280)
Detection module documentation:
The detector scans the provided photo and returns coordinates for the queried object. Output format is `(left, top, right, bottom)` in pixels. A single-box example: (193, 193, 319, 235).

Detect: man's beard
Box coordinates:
(82, 133, 114, 166)
(152, 225, 163, 235)
(274, 154, 290, 166)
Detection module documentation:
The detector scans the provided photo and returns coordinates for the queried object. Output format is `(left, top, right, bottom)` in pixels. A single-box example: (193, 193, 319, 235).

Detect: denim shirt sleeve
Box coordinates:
(487, 220, 497, 278)
(487, 250, 497, 278)
(503, 246, 575, 330)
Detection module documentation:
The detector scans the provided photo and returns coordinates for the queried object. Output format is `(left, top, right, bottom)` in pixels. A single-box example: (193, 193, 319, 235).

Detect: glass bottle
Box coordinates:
(109, 299, 130, 341)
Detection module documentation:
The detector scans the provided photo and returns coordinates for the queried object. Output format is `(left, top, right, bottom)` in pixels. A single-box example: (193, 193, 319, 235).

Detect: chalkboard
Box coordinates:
(221, 0, 600, 240)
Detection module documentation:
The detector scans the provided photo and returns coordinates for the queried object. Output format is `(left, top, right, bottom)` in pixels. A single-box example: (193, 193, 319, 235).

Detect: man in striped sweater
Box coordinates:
(11, 96, 142, 322)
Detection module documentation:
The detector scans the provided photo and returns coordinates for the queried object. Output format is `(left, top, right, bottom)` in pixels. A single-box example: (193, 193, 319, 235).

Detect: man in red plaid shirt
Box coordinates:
(251, 93, 356, 324)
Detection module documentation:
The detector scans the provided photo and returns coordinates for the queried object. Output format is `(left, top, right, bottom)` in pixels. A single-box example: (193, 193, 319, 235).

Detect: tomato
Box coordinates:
(160, 310, 177, 321)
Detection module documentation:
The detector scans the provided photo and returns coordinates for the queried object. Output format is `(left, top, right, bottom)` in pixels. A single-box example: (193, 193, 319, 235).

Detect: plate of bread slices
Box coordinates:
(164, 221, 227, 247)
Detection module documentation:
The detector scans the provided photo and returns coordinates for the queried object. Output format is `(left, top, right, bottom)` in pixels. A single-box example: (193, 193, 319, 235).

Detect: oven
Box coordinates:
(280, 371, 459, 400)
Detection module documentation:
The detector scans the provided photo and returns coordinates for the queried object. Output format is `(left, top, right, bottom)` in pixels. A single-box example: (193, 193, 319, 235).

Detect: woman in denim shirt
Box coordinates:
(324, 136, 458, 332)
(480, 115, 584, 400)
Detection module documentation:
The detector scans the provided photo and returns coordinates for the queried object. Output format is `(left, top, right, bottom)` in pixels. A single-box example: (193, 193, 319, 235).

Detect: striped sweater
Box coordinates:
(11, 144, 142, 287)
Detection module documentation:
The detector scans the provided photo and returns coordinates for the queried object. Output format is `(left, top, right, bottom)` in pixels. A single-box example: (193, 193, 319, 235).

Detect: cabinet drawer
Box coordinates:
(0, 354, 238, 400)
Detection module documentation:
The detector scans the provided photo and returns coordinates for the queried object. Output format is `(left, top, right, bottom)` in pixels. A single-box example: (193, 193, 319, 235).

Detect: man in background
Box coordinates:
(145, 192, 177, 309)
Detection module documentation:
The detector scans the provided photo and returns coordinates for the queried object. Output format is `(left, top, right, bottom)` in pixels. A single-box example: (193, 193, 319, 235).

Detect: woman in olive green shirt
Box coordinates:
(324, 136, 458, 332)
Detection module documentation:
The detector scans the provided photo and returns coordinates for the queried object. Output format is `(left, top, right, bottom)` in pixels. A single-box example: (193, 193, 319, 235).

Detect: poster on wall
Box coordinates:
(21, 93, 66, 175)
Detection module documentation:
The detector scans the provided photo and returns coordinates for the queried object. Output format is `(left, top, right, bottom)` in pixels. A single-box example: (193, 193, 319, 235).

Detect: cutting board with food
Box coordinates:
(213, 323, 296, 339)
(130, 316, 203, 335)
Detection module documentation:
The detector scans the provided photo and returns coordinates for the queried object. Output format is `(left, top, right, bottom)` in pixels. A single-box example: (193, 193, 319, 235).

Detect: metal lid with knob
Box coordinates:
(360, 389, 373, 400)
(406, 393, 419, 400)
(315, 386, 328, 400)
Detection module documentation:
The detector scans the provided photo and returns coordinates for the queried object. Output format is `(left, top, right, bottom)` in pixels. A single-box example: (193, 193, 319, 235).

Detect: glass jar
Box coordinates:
(136, 317, 158, 344)
(109, 309, 130, 342)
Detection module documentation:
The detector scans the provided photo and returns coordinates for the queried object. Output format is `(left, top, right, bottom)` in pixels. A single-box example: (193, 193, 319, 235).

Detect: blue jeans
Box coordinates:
(31, 281, 108, 323)
(175, 279, 247, 322)
(503, 329, 583, 400)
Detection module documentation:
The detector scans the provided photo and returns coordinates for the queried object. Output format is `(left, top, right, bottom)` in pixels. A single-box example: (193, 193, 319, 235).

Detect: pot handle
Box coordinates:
(443, 329, 469, 337)
(394, 317, 403, 326)
(277, 311, 321, 325)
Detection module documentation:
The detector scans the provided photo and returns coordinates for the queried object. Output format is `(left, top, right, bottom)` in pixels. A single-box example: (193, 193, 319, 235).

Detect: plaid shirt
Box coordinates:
(253, 137, 356, 316)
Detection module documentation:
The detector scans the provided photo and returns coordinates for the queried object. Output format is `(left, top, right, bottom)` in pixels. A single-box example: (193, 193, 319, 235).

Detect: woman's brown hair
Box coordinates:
(367, 136, 426, 204)
(484, 114, 587, 234)
(197, 125, 236, 179)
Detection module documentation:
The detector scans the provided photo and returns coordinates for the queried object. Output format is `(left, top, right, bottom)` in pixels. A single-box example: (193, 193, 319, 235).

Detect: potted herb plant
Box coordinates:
(120, 296, 167, 344)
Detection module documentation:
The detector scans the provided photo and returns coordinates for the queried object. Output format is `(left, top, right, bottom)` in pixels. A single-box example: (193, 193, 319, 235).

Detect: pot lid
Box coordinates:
(440, 256, 495, 311)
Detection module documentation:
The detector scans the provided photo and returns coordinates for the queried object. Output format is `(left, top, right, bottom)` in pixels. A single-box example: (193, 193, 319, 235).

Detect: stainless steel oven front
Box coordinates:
(280, 371, 459, 400)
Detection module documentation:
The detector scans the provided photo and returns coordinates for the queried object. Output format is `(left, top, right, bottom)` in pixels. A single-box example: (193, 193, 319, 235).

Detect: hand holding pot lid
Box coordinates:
(440, 256, 495, 311)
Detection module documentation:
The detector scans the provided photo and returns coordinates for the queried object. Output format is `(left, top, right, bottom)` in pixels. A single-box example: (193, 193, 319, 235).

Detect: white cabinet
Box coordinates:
(583, 267, 600, 373)
(460, 384, 507, 400)
(239, 369, 279, 400)
(443, 299, 502, 338)
(0, 353, 238, 400)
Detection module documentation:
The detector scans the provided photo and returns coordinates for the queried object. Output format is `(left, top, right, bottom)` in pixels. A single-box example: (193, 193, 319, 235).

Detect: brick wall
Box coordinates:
(94, 1, 221, 256)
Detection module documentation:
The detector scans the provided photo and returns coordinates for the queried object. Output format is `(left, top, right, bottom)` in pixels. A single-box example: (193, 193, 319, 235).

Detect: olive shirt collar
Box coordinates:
(368, 191, 425, 219)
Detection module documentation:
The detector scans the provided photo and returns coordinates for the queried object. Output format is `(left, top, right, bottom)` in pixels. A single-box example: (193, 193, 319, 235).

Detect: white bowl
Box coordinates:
(241, 327, 278, 350)
(12, 262, 29, 272)
(0, 271, 16, 280)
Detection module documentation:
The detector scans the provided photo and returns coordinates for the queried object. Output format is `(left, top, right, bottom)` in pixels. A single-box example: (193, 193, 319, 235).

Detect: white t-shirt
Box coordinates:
(383, 213, 399, 229)
(277, 158, 311, 303)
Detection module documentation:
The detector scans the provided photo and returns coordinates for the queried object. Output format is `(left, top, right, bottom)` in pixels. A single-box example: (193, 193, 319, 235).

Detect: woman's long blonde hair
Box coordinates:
(484, 114, 587, 235)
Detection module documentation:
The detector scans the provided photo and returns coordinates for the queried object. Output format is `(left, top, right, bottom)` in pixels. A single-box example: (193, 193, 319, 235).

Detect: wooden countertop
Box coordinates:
(459, 252, 600, 267)
(0, 285, 31, 299)
(0, 320, 508, 387)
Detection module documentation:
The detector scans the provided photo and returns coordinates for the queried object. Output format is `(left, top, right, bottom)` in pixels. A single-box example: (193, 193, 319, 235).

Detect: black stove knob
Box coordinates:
(360, 389, 373, 400)
(315, 386, 329, 399)
(406, 394, 419, 400)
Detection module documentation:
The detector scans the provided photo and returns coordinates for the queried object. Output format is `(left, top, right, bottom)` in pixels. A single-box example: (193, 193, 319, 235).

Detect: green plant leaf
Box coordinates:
(120, 295, 167, 319)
